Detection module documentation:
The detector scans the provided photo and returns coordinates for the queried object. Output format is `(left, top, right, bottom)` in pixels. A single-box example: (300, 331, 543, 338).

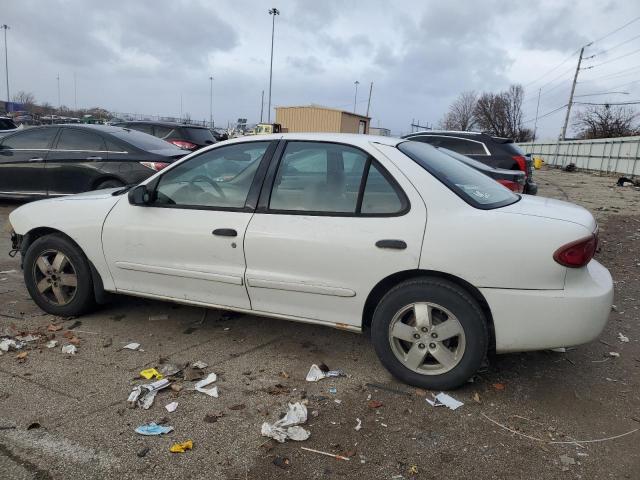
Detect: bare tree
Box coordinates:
(440, 91, 477, 130)
(573, 105, 638, 139)
(11, 91, 36, 108)
(473, 84, 532, 141)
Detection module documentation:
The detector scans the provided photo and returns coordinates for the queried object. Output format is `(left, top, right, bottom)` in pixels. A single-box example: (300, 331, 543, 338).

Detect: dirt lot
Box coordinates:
(1, 167, 639, 480)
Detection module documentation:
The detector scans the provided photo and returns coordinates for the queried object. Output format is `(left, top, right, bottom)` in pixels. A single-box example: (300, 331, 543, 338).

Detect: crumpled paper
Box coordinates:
(305, 364, 345, 382)
(261, 402, 310, 443)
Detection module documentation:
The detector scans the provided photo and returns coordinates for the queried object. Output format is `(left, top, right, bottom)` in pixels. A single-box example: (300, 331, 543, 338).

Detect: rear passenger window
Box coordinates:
(154, 126, 174, 138)
(269, 142, 367, 213)
(56, 129, 106, 151)
(128, 124, 153, 135)
(435, 137, 486, 155)
(361, 163, 404, 214)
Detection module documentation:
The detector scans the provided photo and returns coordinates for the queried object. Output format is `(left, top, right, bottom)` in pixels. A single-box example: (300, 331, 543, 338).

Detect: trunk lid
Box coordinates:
(497, 195, 597, 231)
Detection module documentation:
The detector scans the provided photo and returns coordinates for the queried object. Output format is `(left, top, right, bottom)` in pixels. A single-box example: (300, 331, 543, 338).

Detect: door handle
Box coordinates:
(212, 228, 237, 237)
(376, 239, 407, 250)
(28, 157, 44, 162)
(86, 156, 103, 161)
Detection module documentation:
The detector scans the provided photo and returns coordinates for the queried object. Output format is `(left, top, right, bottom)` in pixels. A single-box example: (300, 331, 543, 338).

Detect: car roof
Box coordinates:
(220, 132, 403, 148)
(117, 120, 209, 129)
(404, 130, 514, 143)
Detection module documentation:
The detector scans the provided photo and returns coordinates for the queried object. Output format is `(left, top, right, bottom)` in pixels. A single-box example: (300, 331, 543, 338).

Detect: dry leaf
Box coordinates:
(473, 392, 481, 403)
(367, 400, 383, 409)
(47, 324, 63, 332)
(16, 352, 28, 360)
(492, 383, 506, 391)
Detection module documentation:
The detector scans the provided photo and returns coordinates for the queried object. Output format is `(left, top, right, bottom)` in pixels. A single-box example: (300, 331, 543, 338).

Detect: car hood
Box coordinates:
(497, 195, 597, 231)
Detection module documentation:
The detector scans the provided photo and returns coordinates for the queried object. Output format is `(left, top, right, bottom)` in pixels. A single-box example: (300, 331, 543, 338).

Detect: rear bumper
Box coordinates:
(481, 260, 613, 353)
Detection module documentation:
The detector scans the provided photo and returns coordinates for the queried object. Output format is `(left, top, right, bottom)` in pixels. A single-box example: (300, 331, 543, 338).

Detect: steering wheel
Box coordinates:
(189, 175, 226, 199)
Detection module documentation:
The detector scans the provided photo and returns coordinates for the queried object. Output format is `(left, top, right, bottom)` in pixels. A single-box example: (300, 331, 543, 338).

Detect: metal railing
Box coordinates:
(519, 136, 640, 176)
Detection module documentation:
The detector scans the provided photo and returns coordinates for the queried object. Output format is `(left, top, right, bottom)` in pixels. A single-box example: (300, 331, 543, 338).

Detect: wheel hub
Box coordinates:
(32, 249, 78, 306)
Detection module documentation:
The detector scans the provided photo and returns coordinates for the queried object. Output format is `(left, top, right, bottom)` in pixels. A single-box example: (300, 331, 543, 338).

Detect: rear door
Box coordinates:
(0, 128, 58, 195)
(244, 141, 426, 329)
(46, 128, 109, 194)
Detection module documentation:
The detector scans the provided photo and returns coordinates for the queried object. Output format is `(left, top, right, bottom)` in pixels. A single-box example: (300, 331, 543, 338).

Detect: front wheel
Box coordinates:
(371, 278, 488, 390)
(23, 234, 96, 316)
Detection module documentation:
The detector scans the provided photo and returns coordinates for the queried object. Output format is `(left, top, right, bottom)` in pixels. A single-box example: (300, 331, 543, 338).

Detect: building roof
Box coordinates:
(275, 104, 371, 119)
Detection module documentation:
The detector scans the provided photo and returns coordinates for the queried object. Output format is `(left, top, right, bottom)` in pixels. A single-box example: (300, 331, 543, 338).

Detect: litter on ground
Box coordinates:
(46, 340, 58, 349)
(194, 373, 218, 397)
(123, 343, 141, 351)
(127, 378, 171, 409)
(261, 402, 310, 443)
(618, 333, 629, 343)
(426, 392, 464, 411)
(169, 440, 193, 453)
(192, 360, 208, 369)
(301, 446, 350, 461)
(61, 344, 77, 355)
(354, 418, 362, 431)
(134, 422, 174, 436)
(165, 401, 178, 413)
(140, 368, 163, 380)
(305, 363, 345, 382)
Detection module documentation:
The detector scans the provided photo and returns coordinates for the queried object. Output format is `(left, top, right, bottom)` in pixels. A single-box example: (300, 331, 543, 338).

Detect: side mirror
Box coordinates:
(128, 185, 151, 205)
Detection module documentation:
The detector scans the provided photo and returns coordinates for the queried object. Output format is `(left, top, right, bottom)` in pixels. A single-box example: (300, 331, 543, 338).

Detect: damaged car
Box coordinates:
(8, 133, 613, 389)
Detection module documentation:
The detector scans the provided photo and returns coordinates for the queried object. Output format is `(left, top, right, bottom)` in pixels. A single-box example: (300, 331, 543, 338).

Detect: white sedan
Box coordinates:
(8, 133, 613, 389)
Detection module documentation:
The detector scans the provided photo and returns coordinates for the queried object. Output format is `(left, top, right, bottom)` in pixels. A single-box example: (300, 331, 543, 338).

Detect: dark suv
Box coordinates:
(113, 121, 216, 152)
(402, 131, 537, 194)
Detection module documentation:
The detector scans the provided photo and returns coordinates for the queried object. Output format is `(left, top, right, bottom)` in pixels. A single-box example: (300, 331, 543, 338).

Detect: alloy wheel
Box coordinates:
(32, 249, 78, 306)
(388, 302, 466, 375)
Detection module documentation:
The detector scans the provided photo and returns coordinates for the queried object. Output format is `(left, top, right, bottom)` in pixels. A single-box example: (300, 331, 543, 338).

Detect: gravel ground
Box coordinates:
(0, 166, 639, 479)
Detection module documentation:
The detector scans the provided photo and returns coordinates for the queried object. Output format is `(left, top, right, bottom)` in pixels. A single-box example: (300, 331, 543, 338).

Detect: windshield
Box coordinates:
(398, 141, 519, 209)
(112, 128, 184, 154)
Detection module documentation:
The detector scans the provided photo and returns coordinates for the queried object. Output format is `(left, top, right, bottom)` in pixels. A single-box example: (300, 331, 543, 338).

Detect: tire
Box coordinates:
(23, 234, 96, 316)
(371, 277, 488, 390)
(94, 179, 125, 190)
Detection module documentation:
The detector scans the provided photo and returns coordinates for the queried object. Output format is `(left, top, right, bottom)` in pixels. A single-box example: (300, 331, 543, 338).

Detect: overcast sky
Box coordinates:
(3, 0, 640, 139)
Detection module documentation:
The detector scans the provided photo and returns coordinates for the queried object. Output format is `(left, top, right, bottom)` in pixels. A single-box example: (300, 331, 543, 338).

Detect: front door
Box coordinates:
(102, 140, 275, 309)
(0, 127, 58, 196)
(244, 140, 427, 328)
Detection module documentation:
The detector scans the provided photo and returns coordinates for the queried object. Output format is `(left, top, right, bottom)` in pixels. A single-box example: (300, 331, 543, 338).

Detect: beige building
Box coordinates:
(275, 105, 370, 134)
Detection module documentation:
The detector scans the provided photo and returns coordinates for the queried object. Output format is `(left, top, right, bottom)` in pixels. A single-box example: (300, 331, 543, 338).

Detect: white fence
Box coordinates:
(518, 136, 640, 176)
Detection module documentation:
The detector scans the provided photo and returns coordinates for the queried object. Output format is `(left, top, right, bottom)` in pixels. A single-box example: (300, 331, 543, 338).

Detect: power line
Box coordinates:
(522, 104, 567, 124)
(588, 46, 640, 68)
(522, 49, 580, 89)
(573, 100, 640, 106)
(594, 32, 640, 56)
(579, 64, 640, 83)
(590, 15, 640, 45)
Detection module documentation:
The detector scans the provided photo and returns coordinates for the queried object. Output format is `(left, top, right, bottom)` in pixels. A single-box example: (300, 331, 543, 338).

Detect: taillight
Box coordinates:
(512, 155, 527, 176)
(169, 139, 197, 150)
(553, 234, 598, 268)
(496, 179, 523, 192)
(140, 161, 170, 172)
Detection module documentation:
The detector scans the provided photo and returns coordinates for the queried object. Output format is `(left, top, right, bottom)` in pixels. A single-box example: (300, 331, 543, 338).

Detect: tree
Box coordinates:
(573, 105, 638, 139)
(473, 84, 532, 141)
(440, 91, 477, 130)
(11, 91, 36, 108)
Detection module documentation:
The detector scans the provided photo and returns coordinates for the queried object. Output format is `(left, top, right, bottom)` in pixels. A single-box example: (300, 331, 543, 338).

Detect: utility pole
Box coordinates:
(560, 45, 591, 141)
(267, 7, 280, 123)
(209, 76, 213, 128)
(1, 24, 9, 104)
(532, 88, 541, 141)
(56, 74, 61, 111)
(260, 90, 264, 123)
(365, 81, 373, 118)
(74, 72, 77, 111)
(353, 80, 359, 113)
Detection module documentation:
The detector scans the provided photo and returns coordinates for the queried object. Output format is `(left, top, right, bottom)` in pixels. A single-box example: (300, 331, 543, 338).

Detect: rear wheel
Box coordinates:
(371, 278, 488, 390)
(23, 234, 96, 316)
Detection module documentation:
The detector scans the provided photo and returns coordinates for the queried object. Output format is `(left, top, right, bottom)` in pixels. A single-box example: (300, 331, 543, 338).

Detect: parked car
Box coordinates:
(402, 130, 538, 195)
(210, 128, 229, 142)
(113, 121, 216, 151)
(0, 124, 185, 199)
(0, 116, 20, 138)
(8, 134, 612, 389)
(438, 147, 526, 192)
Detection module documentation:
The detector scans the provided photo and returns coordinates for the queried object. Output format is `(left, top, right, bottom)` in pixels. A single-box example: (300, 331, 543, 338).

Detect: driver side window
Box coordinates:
(153, 142, 270, 209)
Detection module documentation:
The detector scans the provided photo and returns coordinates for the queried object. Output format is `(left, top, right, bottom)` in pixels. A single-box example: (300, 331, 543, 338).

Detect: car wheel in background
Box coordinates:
(23, 234, 96, 316)
(371, 278, 488, 390)
(95, 179, 125, 190)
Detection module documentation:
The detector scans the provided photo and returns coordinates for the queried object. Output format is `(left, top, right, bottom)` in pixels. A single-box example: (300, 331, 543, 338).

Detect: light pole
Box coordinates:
(209, 75, 213, 128)
(1, 24, 9, 104)
(56, 74, 60, 111)
(267, 7, 280, 123)
(353, 81, 359, 113)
